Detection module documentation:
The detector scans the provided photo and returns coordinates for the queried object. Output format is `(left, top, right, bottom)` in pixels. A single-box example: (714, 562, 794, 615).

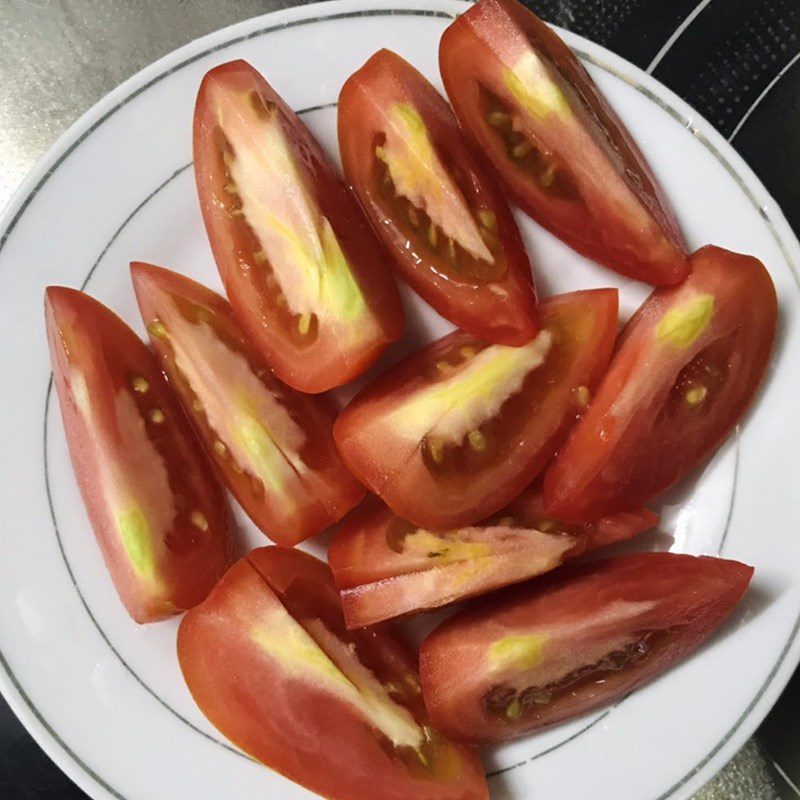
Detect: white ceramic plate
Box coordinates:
(1, 2, 799, 799)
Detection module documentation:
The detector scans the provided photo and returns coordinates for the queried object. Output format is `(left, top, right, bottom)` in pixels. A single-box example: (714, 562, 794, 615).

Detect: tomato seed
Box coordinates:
(468, 430, 487, 451)
(511, 141, 533, 160)
(477, 209, 497, 232)
(685, 385, 708, 406)
(147, 320, 169, 340)
(407, 205, 420, 228)
(486, 110, 511, 129)
(574, 385, 591, 408)
(148, 408, 165, 424)
(131, 376, 149, 394)
(190, 510, 209, 531)
(213, 440, 227, 457)
(506, 698, 522, 719)
(426, 437, 445, 464)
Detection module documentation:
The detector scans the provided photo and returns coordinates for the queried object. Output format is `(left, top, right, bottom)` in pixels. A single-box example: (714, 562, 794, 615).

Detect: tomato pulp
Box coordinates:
(544, 245, 777, 522)
(45, 287, 232, 622)
(329, 490, 656, 627)
(339, 48, 538, 345)
(132, 262, 365, 545)
(439, 0, 689, 284)
(194, 59, 404, 393)
(420, 553, 753, 742)
(334, 289, 618, 529)
(178, 547, 488, 800)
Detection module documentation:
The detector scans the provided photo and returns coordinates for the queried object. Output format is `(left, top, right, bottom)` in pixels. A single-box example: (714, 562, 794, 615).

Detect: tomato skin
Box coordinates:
(131, 262, 365, 546)
(334, 289, 618, 529)
(45, 287, 232, 623)
(439, 0, 689, 285)
(178, 547, 488, 800)
(194, 60, 404, 393)
(419, 553, 753, 743)
(338, 49, 538, 346)
(544, 245, 778, 522)
(328, 490, 656, 628)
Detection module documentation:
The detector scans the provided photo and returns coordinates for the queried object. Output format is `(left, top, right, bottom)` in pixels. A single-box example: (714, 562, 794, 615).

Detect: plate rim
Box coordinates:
(1, 2, 799, 799)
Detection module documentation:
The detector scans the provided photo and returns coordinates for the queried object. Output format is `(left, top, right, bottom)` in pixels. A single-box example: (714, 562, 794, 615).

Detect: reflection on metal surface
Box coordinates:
(0, 0, 316, 207)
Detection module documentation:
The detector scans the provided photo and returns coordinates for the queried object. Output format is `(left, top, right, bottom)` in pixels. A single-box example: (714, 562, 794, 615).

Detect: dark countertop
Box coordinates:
(1, 1, 798, 797)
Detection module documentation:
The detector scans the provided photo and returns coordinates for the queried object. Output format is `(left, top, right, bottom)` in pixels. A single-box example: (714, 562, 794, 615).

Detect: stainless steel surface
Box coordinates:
(1, 1, 797, 798)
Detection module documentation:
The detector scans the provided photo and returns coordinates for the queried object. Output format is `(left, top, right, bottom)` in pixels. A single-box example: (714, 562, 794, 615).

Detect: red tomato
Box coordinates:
(45, 287, 232, 623)
(329, 491, 656, 628)
(439, 0, 689, 285)
(338, 49, 538, 345)
(178, 547, 488, 800)
(420, 553, 753, 742)
(131, 263, 365, 546)
(193, 60, 404, 393)
(334, 289, 618, 529)
(544, 245, 777, 522)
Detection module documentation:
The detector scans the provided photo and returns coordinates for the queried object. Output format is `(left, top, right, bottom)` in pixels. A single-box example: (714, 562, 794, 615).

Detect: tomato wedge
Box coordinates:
(45, 288, 232, 623)
(420, 553, 753, 742)
(178, 547, 488, 800)
(193, 60, 404, 393)
(439, 0, 689, 285)
(131, 263, 365, 546)
(329, 491, 657, 628)
(334, 289, 618, 529)
(544, 245, 777, 522)
(338, 49, 538, 345)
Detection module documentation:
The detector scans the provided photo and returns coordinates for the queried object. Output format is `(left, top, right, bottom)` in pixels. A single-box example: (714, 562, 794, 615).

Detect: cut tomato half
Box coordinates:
(334, 289, 618, 529)
(131, 263, 365, 546)
(338, 48, 538, 345)
(420, 553, 753, 742)
(45, 287, 232, 623)
(439, 0, 689, 284)
(193, 59, 404, 393)
(329, 490, 657, 627)
(544, 245, 777, 522)
(178, 547, 488, 800)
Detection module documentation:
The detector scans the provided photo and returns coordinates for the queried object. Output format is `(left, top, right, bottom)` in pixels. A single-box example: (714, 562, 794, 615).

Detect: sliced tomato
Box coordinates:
(338, 49, 538, 345)
(420, 553, 753, 742)
(131, 263, 365, 546)
(506, 484, 658, 550)
(45, 287, 232, 623)
(334, 289, 618, 529)
(438, 0, 689, 285)
(193, 60, 404, 393)
(544, 245, 777, 522)
(329, 491, 656, 628)
(178, 547, 487, 800)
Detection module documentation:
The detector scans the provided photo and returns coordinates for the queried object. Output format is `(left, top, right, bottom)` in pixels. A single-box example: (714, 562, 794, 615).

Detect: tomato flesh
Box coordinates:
(419, 553, 753, 742)
(45, 287, 232, 622)
(131, 263, 365, 545)
(178, 547, 488, 800)
(544, 245, 778, 522)
(338, 48, 538, 345)
(329, 490, 656, 627)
(194, 60, 404, 393)
(334, 289, 618, 529)
(439, 0, 689, 285)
